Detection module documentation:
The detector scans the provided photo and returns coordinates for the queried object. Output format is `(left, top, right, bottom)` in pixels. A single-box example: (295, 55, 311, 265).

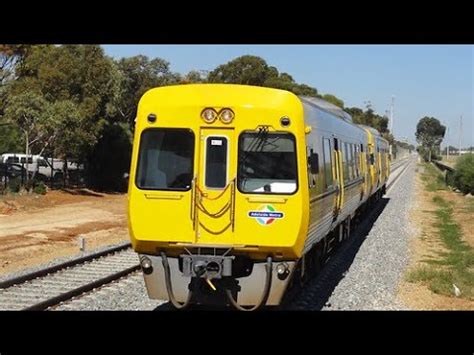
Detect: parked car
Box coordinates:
(1, 153, 66, 181)
(0, 162, 32, 183)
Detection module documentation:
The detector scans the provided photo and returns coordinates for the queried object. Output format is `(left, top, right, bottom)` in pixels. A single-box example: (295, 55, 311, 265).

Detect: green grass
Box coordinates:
(464, 199, 474, 213)
(407, 194, 474, 300)
(420, 163, 447, 192)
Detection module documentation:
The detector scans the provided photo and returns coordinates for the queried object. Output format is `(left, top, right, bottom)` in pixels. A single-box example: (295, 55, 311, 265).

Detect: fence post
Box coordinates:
(21, 162, 24, 187)
(50, 155, 54, 189)
(3, 167, 7, 191)
(63, 158, 66, 188)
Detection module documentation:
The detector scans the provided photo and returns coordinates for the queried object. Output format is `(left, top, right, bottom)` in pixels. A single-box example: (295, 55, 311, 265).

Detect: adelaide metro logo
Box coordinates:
(248, 205, 284, 225)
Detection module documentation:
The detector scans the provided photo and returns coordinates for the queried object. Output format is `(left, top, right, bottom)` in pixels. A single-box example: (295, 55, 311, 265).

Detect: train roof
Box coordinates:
(299, 96, 353, 122)
(357, 124, 383, 137)
(139, 84, 301, 108)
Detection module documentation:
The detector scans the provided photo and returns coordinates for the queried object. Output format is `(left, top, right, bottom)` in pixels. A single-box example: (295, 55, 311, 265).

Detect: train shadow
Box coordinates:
(283, 196, 391, 310)
(153, 196, 390, 312)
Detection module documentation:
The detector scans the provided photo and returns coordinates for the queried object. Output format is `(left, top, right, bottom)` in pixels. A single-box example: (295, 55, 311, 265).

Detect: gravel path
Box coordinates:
(287, 158, 416, 310)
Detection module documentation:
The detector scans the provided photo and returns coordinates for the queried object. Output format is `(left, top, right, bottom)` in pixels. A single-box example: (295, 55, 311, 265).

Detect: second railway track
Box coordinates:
(0, 242, 139, 310)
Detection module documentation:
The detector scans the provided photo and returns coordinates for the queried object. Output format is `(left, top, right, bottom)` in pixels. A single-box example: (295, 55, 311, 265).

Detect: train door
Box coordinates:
(194, 128, 236, 244)
(333, 137, 343, 220)
(372, 142, 380, 189)
(377, 145, 382, 187)
(380, 147, 386, 183)
(361, 143, 369, 199)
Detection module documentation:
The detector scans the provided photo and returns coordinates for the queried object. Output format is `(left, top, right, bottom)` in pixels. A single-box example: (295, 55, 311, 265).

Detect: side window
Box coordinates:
(38, 159, 48, 167)
(323, 138, 333, 189)
(349, 144, 355, 179)
(307, 146, 316, 188)
(354, 145, 359, 177)
(348, 143, 354, 180)
(342, 142, 349, 182)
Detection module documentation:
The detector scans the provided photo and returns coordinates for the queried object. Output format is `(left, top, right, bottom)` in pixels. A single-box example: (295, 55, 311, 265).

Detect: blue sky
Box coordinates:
(103, 45, 473, 147)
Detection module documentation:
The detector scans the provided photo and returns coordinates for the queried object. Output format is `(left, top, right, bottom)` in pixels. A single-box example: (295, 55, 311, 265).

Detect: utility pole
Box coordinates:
(446, 125, 449, 160)
(459, 115, 463, 156)
(389, 95, 395, 135)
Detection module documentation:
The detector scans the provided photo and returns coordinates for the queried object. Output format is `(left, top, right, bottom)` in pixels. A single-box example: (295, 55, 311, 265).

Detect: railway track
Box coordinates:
(284, 157, 413, 309)
(158, 158, 413, 311)
(0, 242, 139, 310)
(0, 158, 412, 311)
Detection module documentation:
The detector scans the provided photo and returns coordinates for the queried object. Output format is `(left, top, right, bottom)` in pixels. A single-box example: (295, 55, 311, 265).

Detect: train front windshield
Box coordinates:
(136, 128, 194, 190)
(238, 132, 297, 194)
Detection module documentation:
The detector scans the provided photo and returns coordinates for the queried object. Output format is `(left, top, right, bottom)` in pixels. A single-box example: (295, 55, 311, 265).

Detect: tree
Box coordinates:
(8, 45, 121, 161)
(4, 45, 124, 187)
(3, 92, 48, 178)
(208, 55, 319, 97)
(0, 123, 23, 154)
(0, 45, 27, 85)
(42, 100, 96, 161)
(453, 154, 474, 194)
(208, 55, 269, 85)
(322, 94, 344, 108)
(0, 45, 29, 123)
(113, 55, 181, 128)
(85, 122, 133, 191)
(180, 70, 204, 84)
(292, 84, 318, 97)
(3, 92, 47, 154)
(345, 106, 390, 135)
(415, 116, 446, 162)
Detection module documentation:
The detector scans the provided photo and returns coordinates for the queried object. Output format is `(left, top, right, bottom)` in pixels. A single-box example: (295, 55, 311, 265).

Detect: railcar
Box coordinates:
(127, 84, 389, 310)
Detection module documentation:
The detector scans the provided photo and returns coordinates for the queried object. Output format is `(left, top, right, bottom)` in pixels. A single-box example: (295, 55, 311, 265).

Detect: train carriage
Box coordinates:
(127, 84, 389, 310)
(359, 125, 391, 197)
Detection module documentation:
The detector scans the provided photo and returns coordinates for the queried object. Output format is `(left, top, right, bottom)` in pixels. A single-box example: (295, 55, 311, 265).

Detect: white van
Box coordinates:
(1, 153, 63, 180)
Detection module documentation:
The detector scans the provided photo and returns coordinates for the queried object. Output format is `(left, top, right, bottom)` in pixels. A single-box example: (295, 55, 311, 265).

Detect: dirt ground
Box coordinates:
(398, 167, 474, 310)
(0, 189, 129, 276)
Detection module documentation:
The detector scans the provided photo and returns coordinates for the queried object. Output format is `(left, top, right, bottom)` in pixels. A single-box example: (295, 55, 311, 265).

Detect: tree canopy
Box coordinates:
(208, 55, 319, 97)
(0, 47, 398, 191)
(415, 116, 446, 161)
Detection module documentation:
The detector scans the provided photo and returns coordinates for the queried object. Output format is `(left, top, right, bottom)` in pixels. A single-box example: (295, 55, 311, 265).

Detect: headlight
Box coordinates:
(140, 256, 152, 270)
(276, 262, 289, 275)
(201, 108, 218, 123)
(219, 108, 234, 124)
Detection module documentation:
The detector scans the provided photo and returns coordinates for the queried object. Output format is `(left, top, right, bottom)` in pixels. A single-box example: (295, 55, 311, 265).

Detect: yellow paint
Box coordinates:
(128, 84, 308, 260)
(127, 84, 389, 262)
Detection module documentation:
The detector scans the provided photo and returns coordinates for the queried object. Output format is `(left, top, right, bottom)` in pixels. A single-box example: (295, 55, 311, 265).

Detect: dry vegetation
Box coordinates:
(398, 163, 474, 309)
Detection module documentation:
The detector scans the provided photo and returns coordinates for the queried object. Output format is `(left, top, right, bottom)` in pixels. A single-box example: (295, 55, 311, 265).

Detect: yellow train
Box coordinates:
(127, 84, 390, 310)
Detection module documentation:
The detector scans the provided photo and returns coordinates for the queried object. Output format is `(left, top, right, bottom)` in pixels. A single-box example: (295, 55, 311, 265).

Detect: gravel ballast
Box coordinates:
(287, 159, 416, 310)
(52, 272, 165, 310)
(2, 160, 416, 311)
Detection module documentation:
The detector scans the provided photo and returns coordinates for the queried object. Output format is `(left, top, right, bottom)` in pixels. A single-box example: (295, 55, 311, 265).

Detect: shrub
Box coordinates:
(453, 154, 474, 194)
(33, 181, 47, 195)
(7, 177, 21, 193)
(24, 179, 35, 191)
